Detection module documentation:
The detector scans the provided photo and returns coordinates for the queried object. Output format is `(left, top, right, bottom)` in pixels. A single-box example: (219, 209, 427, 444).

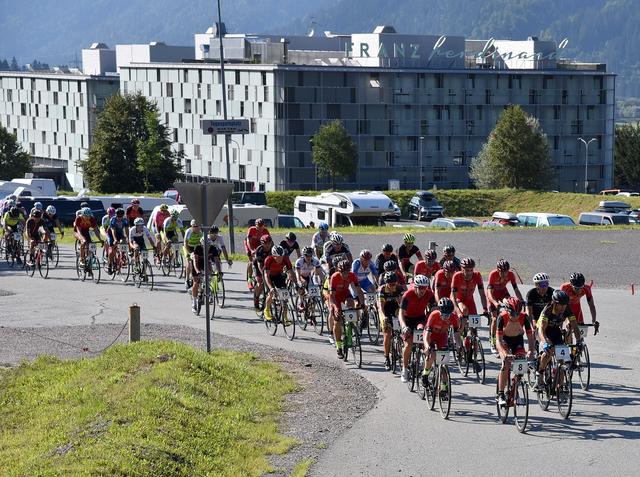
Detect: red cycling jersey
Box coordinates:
(246, 226, 270, 252)
(414, 260, 441, 278)
(424, 309, 459, 349)
(486, 269, 517, 302)
(330, 271, 359, 303)
(73, 216, 97, 233)
(451, 270, 483, 301)
(495, 311, 532, 337)
(263, 255, 292, 277)
(560, 282, 593, 324)
(433, 269, 453, 299)
(400, 286, 435, 318)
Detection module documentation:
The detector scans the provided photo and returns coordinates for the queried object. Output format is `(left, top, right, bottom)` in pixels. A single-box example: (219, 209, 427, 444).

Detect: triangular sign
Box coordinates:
(174, 182, 234, 226)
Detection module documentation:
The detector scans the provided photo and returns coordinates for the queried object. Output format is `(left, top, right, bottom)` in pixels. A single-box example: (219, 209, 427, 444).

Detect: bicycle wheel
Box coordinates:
(146, 260, 155, 291)
(392, 335, 403, 374)
(160, 251, 172, 276)
(120, 254, 131, 282)
(90, 255, 101, 284)
(24, 251, 35, 277)
(576, 344, 591, 391)
(76, 255, 85, 281)
(283, 302, 296, 341)
(50, 243, 60, 268)
(496, 381, 509, 424)
(406, 348, 416, 392)
(367, 306, 381, 345)
(215, 275, 225, 308)
(293, 294, 307, 330)
(416, 349, 425, 400)
(133, 260, 143, 288)
(472, 336, 486, 384)
(175, 252, 184, 279)
(195, 287, 203, 316)
(454, 344, 466, 377)
(537, 363, 552, 411)
(312, 299, 324, 335)
(425, 367, 437, 410)
(513, 378, 529, 433)
(255, 289, 266, 318)
(38, 250, 50, 279)
(556, 366, 573, 419)
(351, 329, 363, 368)
(265, 302, 278, 336)
(438, 365, 452, 419)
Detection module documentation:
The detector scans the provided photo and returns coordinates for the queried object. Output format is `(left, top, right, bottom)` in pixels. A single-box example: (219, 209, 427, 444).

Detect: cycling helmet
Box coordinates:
(569, 272, 585, 288)
(6, 199, 15, 207)
(382, 243, 394, 253)
(330, 233, 344, 244)
(259, 234, 272, 244)
(170, 209, 179, 218)
(107, 207, 116, 217)
(533, 272, 550, 284)
(9, 206, 19, 217)
(159, 203, 169, 211)
(116, 208, 125, 217)
(302, 246, 314, 256)
(34, 202, 43, 210)
(190, 219, 198, 227)
(383, 260, 398, 272)
(414, 274, 430, 288)
(337, 260, 350, 272)
(285, 231, 296, 241)
(318, 222, 329, 231)
(443, 260, 456, 272)
(403, 233, 416, 244)
(496, 259, 510, 272)
(443, 244, 455, 255)
(46, 205, 56, 214)
(82, 207, 92, 217)
(131, 199, 140, 205)
(32, 210, 42, 218)
(359, 249, 372, 260)
(438, 297, 455, 315)
(384, 271, 398, 284)
(80, 202, 89, 208)
(271, 245, 285, 256)
(504, 297, 523, 314)
(425, 249, 437, 262)
(134, 217, 144, 226)
(209, 225, 219, 234)
(460, 257, 475, 269)
(552, 290, 569, 305)
(255, 218, 265, 226)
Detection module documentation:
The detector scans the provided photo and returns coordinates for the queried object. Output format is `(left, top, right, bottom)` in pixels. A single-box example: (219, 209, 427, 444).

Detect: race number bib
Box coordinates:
(468, 315, 482, 327)
(435, 350, 450, 365)
(578, 325, 588, 338)
(343, 310, 358, 323)
(413, 329, 423, 344)
(365, 293, 377, 306)
(555, 345, 570, 361)
(308, 285, 320, 298)
(513, 359, 527, 375)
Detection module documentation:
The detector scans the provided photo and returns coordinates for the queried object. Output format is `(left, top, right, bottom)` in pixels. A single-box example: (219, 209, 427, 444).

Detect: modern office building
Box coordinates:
(0, 25, 616, 192)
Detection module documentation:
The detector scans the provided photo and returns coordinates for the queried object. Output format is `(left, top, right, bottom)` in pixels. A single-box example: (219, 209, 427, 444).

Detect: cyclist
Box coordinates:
(0, 195, 16, 217)
(379, 260, 407, 292)
(414, 249, 441, 279)
(280, 231, 301, 259)
(322, 233, 352, 275)
(451, 258, 489, 344)
(106, 208, 129, 274)
(421, 297, 460, 385)
(377, 271, 403, 371)
(75, 201, 90, 219)
(125, 198, 144, 223)
(206, 225, 233, 276)
(245, 218, 269, 285)
(42, 205, 64, 241)
(560, 273, 597, 327)
(74, 207, 103, 266)
(183, 220, 204, 290)
(329, 259, 365, 358)
(486, 259, 523, 355)
(399, 274, 436, 382)
(2, 206, 26, 264)
(375, 243, 399, 274)
(397, 233, 423, 277)
(25, 209, 49, 265)
(101, 207, 115, 238)
(295, 246, 323, 290)
(29, 201, 44, 217)
(160, 210, 184, 256)
(535, 290, 581, 389)
(351, 249, 379, 293)
(311, 222, 330, 258)
(191, 239, 217, 314)
(263, 245, 296, 322)
(526, 273, 554, 328)
(128, 217, 155, 264)
(495, 297, 535, 406)
(433, 260, 456, 302)
(150, 204, 171, 257)
(252, 234, 274, 309)
(439, 244, 461, 271)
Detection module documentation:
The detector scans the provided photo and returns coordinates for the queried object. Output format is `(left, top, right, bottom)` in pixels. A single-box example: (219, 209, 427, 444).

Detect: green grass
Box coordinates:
(291, 458, 315, 477)
(0, 341, 297, 477)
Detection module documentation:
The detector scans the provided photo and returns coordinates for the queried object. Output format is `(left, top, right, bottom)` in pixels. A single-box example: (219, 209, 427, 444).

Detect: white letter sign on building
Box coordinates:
(201, 119, 250, 135)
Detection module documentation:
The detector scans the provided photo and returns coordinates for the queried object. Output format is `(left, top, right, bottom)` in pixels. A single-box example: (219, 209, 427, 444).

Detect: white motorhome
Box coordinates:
(0, 178, 57, 198)
(148, 203, 278, 229)
(294, 191, 393, 227)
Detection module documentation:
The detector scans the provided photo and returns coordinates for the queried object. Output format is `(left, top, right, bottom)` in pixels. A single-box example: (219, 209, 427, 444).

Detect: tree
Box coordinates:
(0, 122, 32, 179)
(0, 59, 9, 71)
(614, 122, 640, 188)
(470, 105, 555, 189)
(311, 120, 358, 190)
(10, 57, 19, 71)
(80, 92, 183, 193)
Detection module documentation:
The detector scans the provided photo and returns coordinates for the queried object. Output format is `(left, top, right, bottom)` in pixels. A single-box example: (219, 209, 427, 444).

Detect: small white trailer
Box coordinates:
(293, 191, 393, 227)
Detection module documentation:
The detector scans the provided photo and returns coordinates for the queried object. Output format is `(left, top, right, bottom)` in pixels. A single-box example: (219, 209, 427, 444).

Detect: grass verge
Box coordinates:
(291, 458, 315, 477)
(0, 341, 297, 477)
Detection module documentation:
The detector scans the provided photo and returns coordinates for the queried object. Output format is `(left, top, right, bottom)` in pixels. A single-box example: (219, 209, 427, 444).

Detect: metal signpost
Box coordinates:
(174, 181, 233, 352)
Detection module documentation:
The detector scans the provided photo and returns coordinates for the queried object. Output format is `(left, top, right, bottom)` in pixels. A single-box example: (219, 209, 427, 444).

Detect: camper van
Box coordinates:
(148, 203, 278, 229)
(293, 191, 393, 227)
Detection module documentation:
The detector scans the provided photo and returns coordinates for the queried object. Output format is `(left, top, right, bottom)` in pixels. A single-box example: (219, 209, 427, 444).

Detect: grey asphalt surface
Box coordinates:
(1, 237, 638, 476)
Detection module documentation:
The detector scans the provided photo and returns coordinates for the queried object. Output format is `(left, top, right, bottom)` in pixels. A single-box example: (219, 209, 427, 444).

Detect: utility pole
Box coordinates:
(578, 137, 596, 194)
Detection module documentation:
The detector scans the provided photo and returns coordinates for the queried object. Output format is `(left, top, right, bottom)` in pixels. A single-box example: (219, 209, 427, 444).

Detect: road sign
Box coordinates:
(201, 119, 250, 135)
(173, 182, 233, 226)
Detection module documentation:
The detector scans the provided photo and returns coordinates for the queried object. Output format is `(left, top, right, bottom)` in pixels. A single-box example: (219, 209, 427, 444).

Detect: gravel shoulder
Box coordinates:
(0, 323, 377, 476)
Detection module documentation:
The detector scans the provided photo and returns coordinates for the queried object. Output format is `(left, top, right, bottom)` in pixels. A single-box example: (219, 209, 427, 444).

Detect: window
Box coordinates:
(227, 85, 234, 100)
(20, 103, 26, 115)
(562, 90, 568, 105)
(185, 99, 191, 113)
(208, 162, 212, 176)
(42, 131, 46, 143)
(554, 105, 561, 120)
(239, 164, 246, 180)
(166, 83, 173, 97)
(317, 210, 325, 220)
(266, 167, 270, 182)
(70, 120, 76, 133)
(554, 136, 559, 150)
(235, 70, 240, 84)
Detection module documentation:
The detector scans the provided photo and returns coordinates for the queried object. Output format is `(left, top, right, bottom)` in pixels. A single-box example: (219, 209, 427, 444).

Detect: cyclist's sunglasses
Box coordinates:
(536, 280, 549, 288)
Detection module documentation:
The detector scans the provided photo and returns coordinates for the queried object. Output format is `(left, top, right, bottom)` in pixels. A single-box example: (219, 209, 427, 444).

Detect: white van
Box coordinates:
(294, 191, 393, 227)
(516, 213, 576, 227)
(148, 203, 278, 228)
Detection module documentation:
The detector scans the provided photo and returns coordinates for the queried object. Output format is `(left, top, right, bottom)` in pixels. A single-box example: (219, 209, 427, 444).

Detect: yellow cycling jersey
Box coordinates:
(3, 212, 25, 227)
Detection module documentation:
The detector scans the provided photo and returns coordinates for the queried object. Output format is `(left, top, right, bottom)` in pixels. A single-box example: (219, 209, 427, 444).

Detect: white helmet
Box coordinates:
(46, 205, 56, 214)
(414, 274, 430, 288)
(533, 272, 550, 284)
(134, 217, 144, 226)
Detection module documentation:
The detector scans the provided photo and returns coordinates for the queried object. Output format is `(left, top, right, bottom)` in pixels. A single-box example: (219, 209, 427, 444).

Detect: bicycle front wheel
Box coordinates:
(144, 259, 154, 291)
(406, 349, 417, 393)
(426, 368, 437, 410)
(282, 303, 296, 341)
(416, 349, 425, 400)
(576, 344, 591, 391)
(38, 251, 50, 279)
(215, 276, 225, 308)
(90, 255, 101, 284)
(513, 377, 529, 433)
(265, 302, 278, 336)
(438, 365, 452, 419)
(496, 381, 509, 424)
(351, 329, 363, 368)
(472, 336, 486, 384)
(51, 243, 60, 268)
(556, 366, 573, 419)
(392, 335, 403, 375)
(367, 306, 380, 345)
(537, 363, 552, 411)
(24, 251, 35, 277)
(160, 251, 172, 276)
(312, 299, 324, 335)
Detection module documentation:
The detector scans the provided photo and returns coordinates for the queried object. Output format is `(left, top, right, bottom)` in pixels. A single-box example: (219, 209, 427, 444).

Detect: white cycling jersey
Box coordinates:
(296, 256, 321, 278)
(200, 234, 226, 250)
(129, 225, 154, 243)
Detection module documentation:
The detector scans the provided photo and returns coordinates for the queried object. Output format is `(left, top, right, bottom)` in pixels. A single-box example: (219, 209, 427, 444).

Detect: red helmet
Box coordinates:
(461, 257, 475, 269)
(131, 198, 140, 205)
(425, 249, 437, 262)
(259, 234, 272, 244)
(443, 260, 456, 272)
(504, 297, 522, 314)
(255, 218, 265, 226)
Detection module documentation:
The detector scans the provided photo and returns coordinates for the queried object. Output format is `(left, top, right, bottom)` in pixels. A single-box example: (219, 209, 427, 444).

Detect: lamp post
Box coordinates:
(419, 136, 424, 190)
(309, 137, 317, 191)
(578, 137, 596, 194)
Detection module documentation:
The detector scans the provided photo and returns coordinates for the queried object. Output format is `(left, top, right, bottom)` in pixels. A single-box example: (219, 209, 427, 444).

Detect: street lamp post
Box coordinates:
(309, 137, 317, 191)
(578, 137, 597, 194)
(419, 136, 424, 190)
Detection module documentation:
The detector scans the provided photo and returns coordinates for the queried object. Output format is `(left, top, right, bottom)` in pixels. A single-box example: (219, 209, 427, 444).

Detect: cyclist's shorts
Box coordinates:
(132, 236, 147, 251)
(27, 230, 41, 242)
(209, 246, 220, 259)
(404, 316, 426, 339)
(164, 230, 177, 242)
(270, 274, 287, 289)
(569, 303, 585, 325)
(545, 326, 564, 346)
(458, 297, 477, 315)
(108, 230, 125, 246)
(77, 229, 92, 243)
(380, 311, 398, 331)
(427, 331, 448, 350)
(502, 334, 525, 355)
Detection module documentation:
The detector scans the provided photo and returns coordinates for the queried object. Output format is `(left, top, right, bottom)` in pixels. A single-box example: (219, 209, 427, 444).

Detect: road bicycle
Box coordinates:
(131, 249, 154, 290)
(390, 316, 403, 375)
(24, 241, 49, 279)
(75, 241, 101, 284)
(340, 307, 362, 368)
(107, 242, 130, 282)
(193, 272, 215, 318)
(424, 348, 453, 419)
(160, 241, 184, 278)
(210, 269, 226, 308)
(464, 314, 486, 383)
(536, 344, 573, 419)
(294, 282, 325, 334)
(364, 292, 381, 345)
(264, 287, 296, 341)
(569, 323, 598, 391)
(46, 231, 60, 268)
(4, 230, 24, 267)
(496, 355, 530, 433)
(406, 327, 424, 393)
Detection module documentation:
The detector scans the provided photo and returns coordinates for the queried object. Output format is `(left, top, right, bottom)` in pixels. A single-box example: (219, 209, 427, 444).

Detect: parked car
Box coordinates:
(429, 217, 479, 229)
(16, 197, 105, 226)
(383, 201, 401, 221)
(616, 192, 639, 197)
(231, 191, 267, 206)
(516, 213, 576, 227)
(277, 215, 305, 228)
(482, 211, 520, 227)
(163, 189, 181, 204)
(407, 191, 444, 221)
(578, 211, 630, 226)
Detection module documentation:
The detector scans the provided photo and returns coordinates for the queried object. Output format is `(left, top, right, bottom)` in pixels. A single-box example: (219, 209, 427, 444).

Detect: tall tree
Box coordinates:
(614, 122, 640, 188)
(80, 92, 183, 193)
(311, 120, 358, 190)
(0, 123, 32, 179)
(470, 105, 555, 189)
(10, 57, 19, 71)
(0, 59, 9, 70)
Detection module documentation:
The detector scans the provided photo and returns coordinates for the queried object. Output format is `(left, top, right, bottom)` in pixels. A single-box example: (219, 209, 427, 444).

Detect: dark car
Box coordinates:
(407, 191, 444, 221)
(17, 197, 106, 226)
(277, 215, 305, 228)
(231, 192, 267, 206)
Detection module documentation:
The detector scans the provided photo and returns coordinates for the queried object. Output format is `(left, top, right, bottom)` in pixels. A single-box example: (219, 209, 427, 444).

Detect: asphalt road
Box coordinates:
(1, 243, 638, 476)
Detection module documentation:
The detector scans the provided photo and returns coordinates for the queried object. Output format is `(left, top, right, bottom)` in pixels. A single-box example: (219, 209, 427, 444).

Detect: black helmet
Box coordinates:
(443, 244, 455, 254)
(32, 210, 42, 218)
(285, 231, 296, 241)
(382, 243, 393, 253)
(209, 225, 220, 234)
(337, 260, 350, 272)
(302, 246, 314, 256)
(552, 290, 570, 305)
(569, 272, 585, 288)
(383, 271, 398, 284)
(438, 297, 455, 315)
(383, 260, 398, 272)
(497, 259, 510, 271)
(461, 257, 475, 269)
(9, 206, 19, 217)
(116, 207, 125, 217)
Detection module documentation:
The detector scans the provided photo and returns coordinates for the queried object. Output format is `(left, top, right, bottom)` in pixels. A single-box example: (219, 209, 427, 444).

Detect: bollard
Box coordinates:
(129, 304, 140, 342)
(428, 241, 438, 251)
